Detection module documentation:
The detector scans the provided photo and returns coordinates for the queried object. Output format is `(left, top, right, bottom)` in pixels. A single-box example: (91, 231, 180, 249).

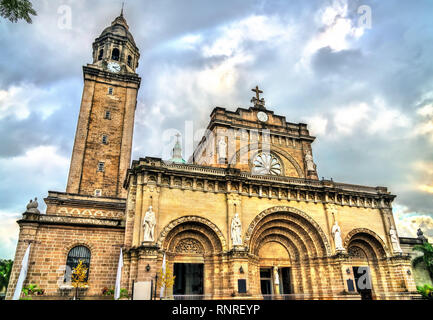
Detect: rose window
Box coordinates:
(252, 152, 282, 176)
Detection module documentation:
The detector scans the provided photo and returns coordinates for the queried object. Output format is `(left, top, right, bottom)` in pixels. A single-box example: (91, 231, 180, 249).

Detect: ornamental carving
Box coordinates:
(348, 246, 367, 260)
(157, 216, 227, 251)
(175, 238, 204, 254)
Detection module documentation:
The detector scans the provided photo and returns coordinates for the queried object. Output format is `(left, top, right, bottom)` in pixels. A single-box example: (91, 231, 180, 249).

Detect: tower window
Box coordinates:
(112, 48, 120, 61)
(127, 55, 132, 67)
(98, 162, 105, 172)
(104, 110, 111, 120)
(102, 135, 108, 145)
(108, 87, 113, 95)
(98, 49, 104, 61)
(94, 189, 102, 197)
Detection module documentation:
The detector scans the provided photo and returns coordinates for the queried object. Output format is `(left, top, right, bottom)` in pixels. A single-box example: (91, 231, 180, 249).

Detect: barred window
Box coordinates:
(108, 87, 113, 95)
(104, 110, 111, 120)
(64, 246, 91, 282)
(98, 162, 105, 172)
(102, 135, 108, 145)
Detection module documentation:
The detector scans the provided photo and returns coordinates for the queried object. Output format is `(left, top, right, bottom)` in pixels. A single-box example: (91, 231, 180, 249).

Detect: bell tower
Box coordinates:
(66, 11, 141, 198)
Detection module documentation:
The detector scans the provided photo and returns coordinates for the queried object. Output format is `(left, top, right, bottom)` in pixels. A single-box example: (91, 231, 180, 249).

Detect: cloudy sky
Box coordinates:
(1, 0, 432, 259)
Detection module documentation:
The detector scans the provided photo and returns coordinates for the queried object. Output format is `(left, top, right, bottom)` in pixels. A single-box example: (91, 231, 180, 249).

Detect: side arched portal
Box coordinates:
(157, 216, 226, 298)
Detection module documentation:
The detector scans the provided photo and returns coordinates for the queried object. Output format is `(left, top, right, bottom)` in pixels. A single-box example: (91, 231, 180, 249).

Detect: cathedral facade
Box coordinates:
(6, 13, 418, 300)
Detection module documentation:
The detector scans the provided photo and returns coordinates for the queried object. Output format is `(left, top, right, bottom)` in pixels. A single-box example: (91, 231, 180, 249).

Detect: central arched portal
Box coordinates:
(246, 207, 331, 298)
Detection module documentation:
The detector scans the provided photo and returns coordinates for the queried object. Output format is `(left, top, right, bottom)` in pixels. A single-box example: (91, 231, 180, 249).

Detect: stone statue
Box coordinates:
(305, 150, 316, 172)
(218, 137, 227, 160)
(26, 197, 40, 214)
(231, 213, 242, 246)
(273, 266, 280, 285)
(143, 206, 156, 242)
(332, 221, 345, 252)
(390, 226, 402, 253)
(417, 228, 428, 243)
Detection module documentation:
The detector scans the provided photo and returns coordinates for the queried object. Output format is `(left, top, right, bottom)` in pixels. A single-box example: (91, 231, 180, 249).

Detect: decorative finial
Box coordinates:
(121, 1, 125, 16)
(417, 227, 428, 243)
(25, 197, 40, 214)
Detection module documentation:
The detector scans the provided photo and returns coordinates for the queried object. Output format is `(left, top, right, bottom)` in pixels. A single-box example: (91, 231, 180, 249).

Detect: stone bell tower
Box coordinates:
(66, 10, 141, 199)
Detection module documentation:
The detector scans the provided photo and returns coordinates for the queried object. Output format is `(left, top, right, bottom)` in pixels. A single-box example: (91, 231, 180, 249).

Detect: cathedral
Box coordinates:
(6, 12, 419, 300)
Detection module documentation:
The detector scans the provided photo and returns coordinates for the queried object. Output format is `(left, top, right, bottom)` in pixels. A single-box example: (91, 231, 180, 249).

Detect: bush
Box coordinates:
(417, 284, 433, 300)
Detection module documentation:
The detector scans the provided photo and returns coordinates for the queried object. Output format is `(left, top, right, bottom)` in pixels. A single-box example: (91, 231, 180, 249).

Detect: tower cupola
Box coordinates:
(91, 11, 140, 74)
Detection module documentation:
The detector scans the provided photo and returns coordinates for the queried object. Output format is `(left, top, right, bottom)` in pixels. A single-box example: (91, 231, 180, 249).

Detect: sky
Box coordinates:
(0, 0, 433, 259)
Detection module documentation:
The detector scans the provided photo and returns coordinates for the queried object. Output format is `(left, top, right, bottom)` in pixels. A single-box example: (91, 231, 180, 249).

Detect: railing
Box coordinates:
(173, 294, 212, 300)
(262, 292, 421, 300)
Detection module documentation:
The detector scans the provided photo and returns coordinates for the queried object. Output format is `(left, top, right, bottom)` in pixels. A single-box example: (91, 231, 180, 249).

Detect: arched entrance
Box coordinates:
(158, 216, 225, 299)
(345, 229, 388, 300)
(245, 206, 331, 298)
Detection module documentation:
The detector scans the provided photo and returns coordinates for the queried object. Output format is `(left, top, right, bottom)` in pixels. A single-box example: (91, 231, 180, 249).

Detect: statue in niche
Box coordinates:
(305, 150, 316, 172)
(390, 225, 403, 253)
(143, 206, 156, 242)
(218, 137, 227, 160)
(231, 213, 242, 246)
(332, 221, 345, 252)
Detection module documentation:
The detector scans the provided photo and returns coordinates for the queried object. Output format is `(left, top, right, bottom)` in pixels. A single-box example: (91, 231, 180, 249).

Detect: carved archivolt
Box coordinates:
(244, 206, 331, 256)
(157, 216, 227, 252)
(344, 228, 389, 258)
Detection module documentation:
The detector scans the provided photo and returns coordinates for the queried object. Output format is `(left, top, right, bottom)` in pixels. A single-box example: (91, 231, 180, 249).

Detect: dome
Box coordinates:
(98, 13, 137, 48)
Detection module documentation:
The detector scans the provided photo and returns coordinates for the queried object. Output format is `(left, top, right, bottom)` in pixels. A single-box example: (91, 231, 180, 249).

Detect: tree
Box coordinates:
(412, 242, 433, 280)
(0, 0, 37, 23)
(0, 259, 13, 293)
(157, 267, 176, 299)
(71, 260, 88, 300)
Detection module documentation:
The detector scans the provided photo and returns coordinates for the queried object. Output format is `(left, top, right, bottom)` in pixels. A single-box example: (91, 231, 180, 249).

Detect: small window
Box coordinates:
(127, 55, 132, 67)
(98, 49, 104, 61)
(64, 246, 91, 283)
(112, 48, 120, 61)
(108, 87, 113, 95)
(98, 162, 105, 172)
(104, 111, 111, 120)
(102, 135, 108, 145)
(94, 189, 102, 197)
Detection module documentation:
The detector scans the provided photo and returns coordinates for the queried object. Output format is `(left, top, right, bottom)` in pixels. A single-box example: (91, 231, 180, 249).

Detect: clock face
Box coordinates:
(257, 111, 268, 123)
(107, 62, 121, 73)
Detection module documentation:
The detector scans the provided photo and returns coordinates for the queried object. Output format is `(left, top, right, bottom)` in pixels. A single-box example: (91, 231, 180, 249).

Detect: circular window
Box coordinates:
(252, 152, 282, 176)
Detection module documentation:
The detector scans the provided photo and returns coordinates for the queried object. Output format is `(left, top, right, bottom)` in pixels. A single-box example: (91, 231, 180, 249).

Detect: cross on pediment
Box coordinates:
(251, 85, 266, 109)
(252, 86, 263, 100)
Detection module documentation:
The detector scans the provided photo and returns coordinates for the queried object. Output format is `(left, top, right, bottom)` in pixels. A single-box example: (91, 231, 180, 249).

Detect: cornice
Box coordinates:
(124, 158, 396, 209)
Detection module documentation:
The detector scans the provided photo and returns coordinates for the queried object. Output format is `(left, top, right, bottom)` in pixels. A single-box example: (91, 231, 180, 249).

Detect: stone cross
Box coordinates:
(252, 86, 263, 100)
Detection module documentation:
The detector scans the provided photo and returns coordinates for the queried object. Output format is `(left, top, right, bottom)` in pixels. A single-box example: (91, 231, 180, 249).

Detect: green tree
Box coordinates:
(0, 0, 37, 23)
(412, 242, 433, 280)
(0, 259, 13, 293)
